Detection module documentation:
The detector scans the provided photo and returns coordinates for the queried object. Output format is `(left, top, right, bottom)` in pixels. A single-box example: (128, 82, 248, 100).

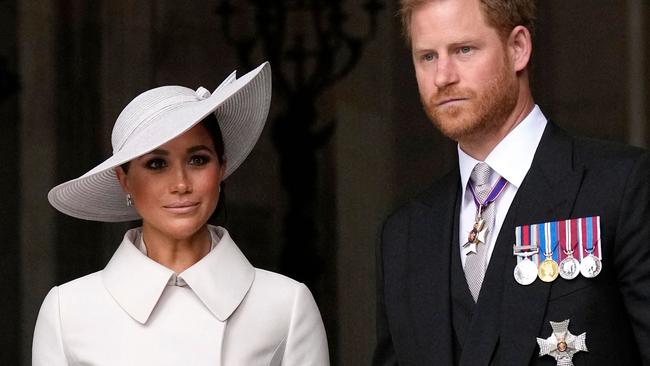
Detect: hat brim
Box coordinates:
(48, 62, 271, 222)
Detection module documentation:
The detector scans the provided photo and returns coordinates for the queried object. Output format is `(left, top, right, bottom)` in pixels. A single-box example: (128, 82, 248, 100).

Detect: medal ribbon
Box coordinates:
(577, 217, 584, 260)
(580, 216, 602, 259)
(538, 222, 559, 262)
(531, 223, 539, 265)
(559, 219, 568, 261)
(571, 218, 579, 258)
(594, 216, 602, 259)
(540, 223, 550, 258)
(586, 216, 594, 254)
(514, 224, 538, 264)
(550, 221, 558, 262)
(468, 176, 509, 213)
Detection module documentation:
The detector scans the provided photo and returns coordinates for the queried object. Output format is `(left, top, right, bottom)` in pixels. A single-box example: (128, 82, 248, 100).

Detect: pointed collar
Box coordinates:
(102, 225, 255, 324)
(458, 105, 547, 197)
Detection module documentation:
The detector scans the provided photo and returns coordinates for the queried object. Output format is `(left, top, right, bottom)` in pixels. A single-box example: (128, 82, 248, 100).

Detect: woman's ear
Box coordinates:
(508, 25, 532, 72)
(219, 159, 227, 181)
(115, 166, 129, 193)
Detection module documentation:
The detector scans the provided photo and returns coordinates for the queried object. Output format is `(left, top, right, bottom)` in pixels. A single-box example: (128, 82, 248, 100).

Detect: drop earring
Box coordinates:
(126, 193, 133, 207)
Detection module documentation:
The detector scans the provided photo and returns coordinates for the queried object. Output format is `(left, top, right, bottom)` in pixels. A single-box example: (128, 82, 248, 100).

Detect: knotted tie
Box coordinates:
(464, 162, 497, 302)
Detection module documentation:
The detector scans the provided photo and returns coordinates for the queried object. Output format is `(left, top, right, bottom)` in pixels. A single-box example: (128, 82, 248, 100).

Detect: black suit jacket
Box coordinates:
(373, 123, 650, 365)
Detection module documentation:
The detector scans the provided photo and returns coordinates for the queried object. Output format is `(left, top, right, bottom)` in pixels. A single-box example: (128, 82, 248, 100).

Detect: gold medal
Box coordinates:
(537, 222, 559, 282)
(538, 257, 559, 282)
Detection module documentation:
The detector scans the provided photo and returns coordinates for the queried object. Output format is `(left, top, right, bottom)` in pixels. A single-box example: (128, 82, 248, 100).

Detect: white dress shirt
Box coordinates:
(458, 105, 547, 267)
(32, 225, 330, 365)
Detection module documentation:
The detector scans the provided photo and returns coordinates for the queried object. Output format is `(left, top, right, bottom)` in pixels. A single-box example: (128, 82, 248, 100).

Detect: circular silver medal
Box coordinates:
(514, 258, 538, 285)
(580, 254, 602, 278)
(559, 256, 580, 280)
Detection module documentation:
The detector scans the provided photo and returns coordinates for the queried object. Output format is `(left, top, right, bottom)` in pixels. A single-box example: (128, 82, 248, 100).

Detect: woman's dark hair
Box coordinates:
(202, 113, 227, 224)
(202, 113, 226, 165)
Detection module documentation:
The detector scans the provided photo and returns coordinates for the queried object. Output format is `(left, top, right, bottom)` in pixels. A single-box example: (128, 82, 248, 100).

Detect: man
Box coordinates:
(373, 0, 650, 365)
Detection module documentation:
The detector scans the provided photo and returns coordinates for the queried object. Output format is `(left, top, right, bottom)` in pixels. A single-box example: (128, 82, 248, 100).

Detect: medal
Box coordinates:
(559, 219, 579, 280)
(539, 258, 559, 282)
(513, 245, 539, 285)
(578, 216, 602, 278)
(464, 175, 508, 248)
(538, 222, 559, 282)
(464, 215, 486, 247)
(579, 253, 601, 278)
(513, 225, 540, 285)
(559, 256, 580, 280)
(537, 319, 588, 366)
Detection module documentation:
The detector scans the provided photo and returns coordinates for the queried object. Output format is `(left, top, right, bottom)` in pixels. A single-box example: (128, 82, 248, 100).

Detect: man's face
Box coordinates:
(410, 0, 519, 142)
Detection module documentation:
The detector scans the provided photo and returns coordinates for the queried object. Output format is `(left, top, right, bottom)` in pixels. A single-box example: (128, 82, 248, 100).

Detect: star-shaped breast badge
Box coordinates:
(536, 319, 587, 366)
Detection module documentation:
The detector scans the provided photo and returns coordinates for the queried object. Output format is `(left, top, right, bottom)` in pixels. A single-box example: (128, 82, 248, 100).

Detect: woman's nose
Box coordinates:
(171, 167, 192, 193)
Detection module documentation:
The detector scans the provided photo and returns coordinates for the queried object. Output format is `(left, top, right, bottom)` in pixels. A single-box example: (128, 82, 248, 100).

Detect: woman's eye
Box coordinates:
(145, 158, 167, 170)
(423, 53, 435, 62)
(189, 155, 210, 166)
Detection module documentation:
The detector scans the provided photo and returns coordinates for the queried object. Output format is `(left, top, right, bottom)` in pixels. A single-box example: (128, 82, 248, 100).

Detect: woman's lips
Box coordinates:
(163, 201, 200, 214)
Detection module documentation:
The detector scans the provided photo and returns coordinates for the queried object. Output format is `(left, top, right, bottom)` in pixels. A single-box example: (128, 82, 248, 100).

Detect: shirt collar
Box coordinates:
(458, 105, 547, 193)
(102, 225, 255, 324)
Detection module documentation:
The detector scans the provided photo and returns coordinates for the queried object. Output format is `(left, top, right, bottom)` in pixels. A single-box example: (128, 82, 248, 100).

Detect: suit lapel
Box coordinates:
(458, 123, 584, 365)
(408, 171, 460, 364)
(499, 123, 584, 365)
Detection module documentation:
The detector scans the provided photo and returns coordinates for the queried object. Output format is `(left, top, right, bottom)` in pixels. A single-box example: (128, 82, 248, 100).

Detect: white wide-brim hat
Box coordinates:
(48, 62, 272, 222)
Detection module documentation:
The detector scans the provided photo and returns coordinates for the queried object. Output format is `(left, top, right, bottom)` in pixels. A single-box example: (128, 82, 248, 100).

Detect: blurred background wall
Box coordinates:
(1, 0, 648, 365)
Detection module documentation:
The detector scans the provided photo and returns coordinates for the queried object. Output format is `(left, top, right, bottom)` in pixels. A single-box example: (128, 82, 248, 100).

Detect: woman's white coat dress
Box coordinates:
(32, 226, 329, 365)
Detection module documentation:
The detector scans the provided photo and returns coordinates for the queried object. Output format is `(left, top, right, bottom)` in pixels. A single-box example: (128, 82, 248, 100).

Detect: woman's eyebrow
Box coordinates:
(143, 148, 168, 156)
(187, 145, 215, 154)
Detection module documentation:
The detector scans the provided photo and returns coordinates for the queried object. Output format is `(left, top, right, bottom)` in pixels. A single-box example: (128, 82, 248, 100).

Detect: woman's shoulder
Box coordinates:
(252, 268, 301, 288)
(250, 268, 308, 298)
(245, 268, 317, 310)
(40, 271, 113, 318)
(54, 271, 105, 298)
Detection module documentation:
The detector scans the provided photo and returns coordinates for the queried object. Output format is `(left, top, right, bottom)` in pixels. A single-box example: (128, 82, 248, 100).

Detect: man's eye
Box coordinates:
(145, 158, 166, 170)
(459, 46, 472, 54)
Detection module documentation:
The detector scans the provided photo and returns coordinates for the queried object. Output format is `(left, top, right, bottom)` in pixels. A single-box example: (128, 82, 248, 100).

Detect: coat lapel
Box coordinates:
(499, 123, 584, 365)
(408, 170, 460, 365)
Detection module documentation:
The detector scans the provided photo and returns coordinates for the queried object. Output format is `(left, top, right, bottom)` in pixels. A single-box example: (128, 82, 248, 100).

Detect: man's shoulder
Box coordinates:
(575, 134, 645, 154)
(541, 122, 648, 173)
(568, 133, 648, 172)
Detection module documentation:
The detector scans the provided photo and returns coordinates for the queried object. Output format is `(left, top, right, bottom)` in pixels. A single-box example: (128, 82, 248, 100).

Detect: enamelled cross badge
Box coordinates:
(537, 320, 587, 366)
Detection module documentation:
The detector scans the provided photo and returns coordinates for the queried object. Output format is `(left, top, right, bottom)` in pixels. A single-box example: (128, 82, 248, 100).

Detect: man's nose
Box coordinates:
(434, 56, 459, 89)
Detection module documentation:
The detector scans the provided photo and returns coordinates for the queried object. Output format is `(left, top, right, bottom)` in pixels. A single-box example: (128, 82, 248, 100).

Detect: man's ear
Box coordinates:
(115, 166, 129, 193)
(508, 25, 532, 72)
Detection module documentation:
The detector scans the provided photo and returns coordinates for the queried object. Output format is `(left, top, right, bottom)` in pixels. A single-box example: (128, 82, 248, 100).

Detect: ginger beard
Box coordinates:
(421, 53, 519, 143)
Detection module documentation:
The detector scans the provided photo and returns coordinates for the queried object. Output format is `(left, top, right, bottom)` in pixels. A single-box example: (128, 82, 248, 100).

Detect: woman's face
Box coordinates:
(116, 123, 225, 241)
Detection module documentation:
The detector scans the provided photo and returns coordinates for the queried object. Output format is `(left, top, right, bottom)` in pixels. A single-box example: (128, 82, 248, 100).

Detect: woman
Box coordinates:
(33, 62, 329, 365)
